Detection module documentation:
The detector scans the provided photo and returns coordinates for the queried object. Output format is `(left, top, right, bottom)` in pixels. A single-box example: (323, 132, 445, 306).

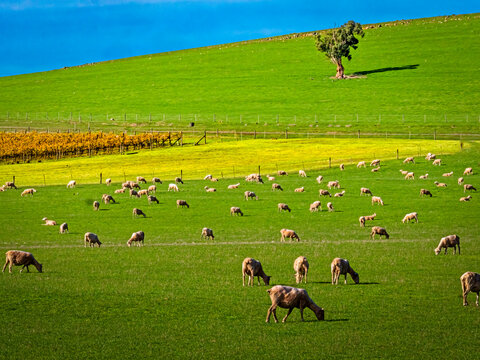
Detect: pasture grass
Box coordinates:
(1, 144, 479, 359)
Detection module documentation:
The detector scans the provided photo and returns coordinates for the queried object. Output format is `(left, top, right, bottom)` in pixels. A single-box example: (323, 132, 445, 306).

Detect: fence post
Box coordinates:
(181, 170, 183, 180)
(254, 130, 256, 139)
(204, 130, 207, 144)
(358, 130, 360, 139)
(258, 165, 261, 175)
(285, 130, 288, 139)
(100, 173, 102, 184)
(329, 157, 331, 168)
(434, 129, 436, 140)
(396, 149, 399, 160)
(43, 174, 46, 187)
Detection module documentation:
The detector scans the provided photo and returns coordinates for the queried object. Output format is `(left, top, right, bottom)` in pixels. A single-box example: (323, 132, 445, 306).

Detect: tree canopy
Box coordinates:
(315, 20, 364, 79)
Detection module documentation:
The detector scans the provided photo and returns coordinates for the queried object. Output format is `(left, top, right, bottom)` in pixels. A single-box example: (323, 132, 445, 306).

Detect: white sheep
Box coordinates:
(460, 195, 472, 202)
(309, 201, 321, 212)
(4, 181, 17, 189)
(371, 226, 389, 239)
(360, 187, 372, 196)
(242, 257, 270, 286)
(127, 231, 145, 247)
(278, 203, 291, 212)
(2, 250, 43, 273)
(434, 235, 460, 255)
(458, 177, 464, 185)
(168, 183, 179, 192)
(66, 180, 76, 188)
(230, 207, 243, 216)
(280, 229, 300, 242)
(93, 201, 100, 211)
(114, 188, 125, 194)
(294, 256, 309, 284)
(442, 171, 453, 177)
(339, 163, 345, 171)
(319, 189, 331, 197)
(59, 223, 69, 234)
(42, 217, 57, 226)
(400, 170, 409, 175)
(106, 178, 112, 186)
(432, 159, 442, 166)
(460, 272, 480, 306)
(136, 176, 147, 184)
(327, 202, 334, 212)
(371, 196, 384, 206)
(419, 174, 429, 180)
(316, 175, 323, 184)
(404, 172, 414, 180)
(370, 159, 381, 167)
(464, 184, 477, 193)
(201, 227, 215, 240)
(331, 257, 359, 285)
(176, 200, 189, 208)
(204, 174, 213, 180)
(420, 189, 432, 197)
(334, 190, 345, 197)
(21, 188, 36, 197)
(403, 157, 415, 164)
(327, 180, 340, 189)
(272, 183, 283, 191)
(299, 170, 307, 177)
(267, 175, 275, 181)
(402, 212, 418, 223)
(434, 181, 447, 188)
(245, 174, 263, 183)
(137, 189, 149, 196)
(464, 167, 473, 176)
(204, 186, 216, 192)
(357, 161, 366, 168)
(244, 191, 258, 200)
(359, 213, 376, 227)
(148, 185, 156, 193)
(371, 167, 381, 173)
(228, 183, 240, 189)
(84, 232, 102, 247)
(425, 153, 436, 160)
(294, 187, 305, 193)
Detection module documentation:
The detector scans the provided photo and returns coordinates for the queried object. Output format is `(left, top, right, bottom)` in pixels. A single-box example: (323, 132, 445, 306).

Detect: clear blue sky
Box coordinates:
(0, 0, 477, 77)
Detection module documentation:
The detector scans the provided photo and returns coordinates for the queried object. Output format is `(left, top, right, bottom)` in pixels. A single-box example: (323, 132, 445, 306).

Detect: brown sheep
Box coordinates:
(136, 176, 147, 184)
(434, 235, 460, 255)
(460, 272, 480, 306)
(316, 175, 324, 183)
(5, 181, 17, 189)
(127, 231, 145, 247)
(153, 177, 163, 184)
(359, 213, 376, 227)
(242, 257, 271, 286)
(331, 257, 359, 285)
(132, 208, 146, 218)
(102, 194, 115, 204)
(176, 200, 189, 208)
(420, 189, 432, 197)
(21, 188, 36, 197)
(280, 229, 300, 242)
(463, 167, 473, 176)
(460, 195, 472, 202)
(201, 227, 215, 240)
(2, 250, 42, 273)
(84, 232, 102, 247)
(464, 184, 477, 193)
(371, 226, 389, 239)
(334, 191, 345, 197)
(244, 191, 258, 200)
(402, 212, 418, 223)
(272, 183, 283, 191)
(277, 170, 288, 176)
(309, 201, 321, 212)
(278, 203, 291, 212)
(93, 201, 100, 211)
(129, 189, 140, 198)
(403, 156, 415, 164)
(327, 180, 340, 189)
(360, 187, 372, 196)
(371, 196, 384, 206)
(174, 177, 183, 184)
(434, 181, 447, 188)
(319, 189, 332, 197)
(294, 187, 305, 193)
(59, 223, 69, 234)
(148, 195, 159, 204)
(230, 207, 243, 216)
(294, 256, 309, 284)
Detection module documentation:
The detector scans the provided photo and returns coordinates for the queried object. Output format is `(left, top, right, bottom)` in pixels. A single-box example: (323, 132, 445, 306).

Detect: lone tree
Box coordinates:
(315, 20, 364, 79)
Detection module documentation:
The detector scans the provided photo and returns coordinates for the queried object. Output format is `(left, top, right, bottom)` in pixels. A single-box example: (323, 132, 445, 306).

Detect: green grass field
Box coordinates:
(1, 142, 479, 359)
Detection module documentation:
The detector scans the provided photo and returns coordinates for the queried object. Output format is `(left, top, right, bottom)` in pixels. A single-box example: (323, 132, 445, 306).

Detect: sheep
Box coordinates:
(334, 190, 345, 197)
(136, 176, 147, 184)
(371, 226, 389, 239)
(42, 217, 57, 226)
(148, 195, 159, 204)
(148, 185, 156, 193)
(127, 231, 145, 247)
(93, 201, 100, 211)
(371, 196, 384, 206)
(228, 183, 240, 189)
(106, 178, 112, 186)
(464, 184, 477, 193)
(230, 207, 243, 216)
(432, 159, 442, 166)
(370, 159, 381, 167)
(426, 153, 436, 160)
(419, 174, 429, 180)
(267, 175, 275, 181)
(403, 157, 415, 164)
(245, 174, 263, 183)
(2, 250, 43, 273)
(309, 201, 321, 212)
(129, 189, 140, 198)
(359, 213, 376, 227)
(371, 167, 381, 172)
(331, 257, 359, 285)
(294, 256, 309, 284)
(84, 232, 102, 247)
(339, 163, 345, 171)
(326, 202, 334, 212)
(176, 200, 189, 208)
(434, 181, 447, 188)
(265, 285, 324, 323)
(327, 180, 340, 189)
(464, 167, 473, 176)
(402, 212, 418, 223)
(244, 191, 258, 200)
(201, 227, 214, 240)
(174, 177, 183, 184)
(210, 178, 219, 182)
(294, 187, 305, 192)
(442, 171, 454, 177)
(277, 170, 288, 176)
(357, 161, 366, 168)
(4, 181, 17, 189)
(278, 203, 291, 212)
(299, 170, 307, 177)
(458, 177, 464, 185)
(272, 183, 283, 191)
(168, 183, 179, 192)
(114, 188, 125, 194)
(204, 174, 213, 180)
(21, 188, 36, 196)
(400, 170, 409, 175)
(404, 172, 414, 180)
(319, 189, 331, 197)
(280, 229, 300, 242)
(131, 182, 141, 189)
(434, 235, 460, 255)
(132, 208, 146, 218)
(360, 187, 372, 196)
(152, 177, 163, 184)
(102, 194, 115, 204)
(0, 185, 5, 191)
(59, 223, 69, 234)
(316, 175, 323, 184)
(137, 189, 149, 197)
(122, 182, 132, 189)
(242, 257, 271, 286)
(460, 272, 480, 306)
(204, 186, 216, 192)
(66, 180, 76, 188)
(460, 195, 472, 202)
(420, 189, 433, 197)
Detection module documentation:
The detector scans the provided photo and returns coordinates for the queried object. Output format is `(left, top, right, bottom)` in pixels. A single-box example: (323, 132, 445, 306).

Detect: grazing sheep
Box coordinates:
(174, 177, 183, 184)
(458, 177, 464, 185)
(464, 167, 473, 176)
(2, 250, 42, 273)
(129, 189, 140, 198)
(4, 181, 17, 189)
(127, 231, 145, 247)
(327, 180, 340, 189)
(371, 226, 389, 239)
(93, 201, 100, 211)
(135, 190, 148, 198)
(432, 159, 442, 166)
(460, 195, 472, 202)
(435, 235, 460, 255)
(277, 170, 288, 176)
(204, 186, 216, 192)
(360, 187, 372, 196)
(132, 208, 146, 218)
(152, 177, 162, 184)
(114, 188, 125, 194)
(42, 217, 57, 226)
(204, 174, 213, 180)
(67, 180, 76, 188)
(266, 285, 324, 323)
(319, 189, 332, 197)
(272, 183, 283, 191)
(230, 207, 243, 216)
(148, 195, 159, 204)
(21, 188, 36, 197)
(339, 163, 345, 171)
(106, 178, 112, 186)
(148, 185, 156, 193)
(370, 159, 381, 167)
(334, 190, 345, 197)
(371, 196, 384, 206)
(464, 184, 477, 193)
(278, 203, 291, 212)
(331, 257, 359, 285)
(294, 256, 309, 284)
(132, 181, 141, 189)
(419, 174, 429, 180)
(122, 182, 132, 189)
(299, 170, 307, 177)
(434, 181, 447, 188)
(316, 175, 323, 184)
(0, 185, 5, 191)
(420, 189, 433, 197)
(442, 171, 454, 177)
(402, 212, 418, 223)
(357, 161, 366, 168)
(201, 227, 215, 240)
(280, 229, 300, 242)
(359, 213, 376, 227)
(267, 175, 275, 181)
(228, 183, 240, 189)
(327, 202, 334, 212)
(244, 191, 258, 200)
(210, 177, 219, 182)
(59, 223, 69, 234)
(371, 167, 381, 172)
(84, 232, 101, 247)
(176, 200, 189, 208)
(309, 201, 321, 212)
(136, 176, 147, 184)
(400, 170, 409, 176)
(460, 272, 480, 306)
(245, 174, 263, 183)
(426, 153, 436, 160)
(404, 172, 415, 180)
(403, 157, 415, 164)
(242, 257, 271, 286)
(294, 187, 305, 193)
(168, 183, 179, 192)
(102, 194, 115, 204)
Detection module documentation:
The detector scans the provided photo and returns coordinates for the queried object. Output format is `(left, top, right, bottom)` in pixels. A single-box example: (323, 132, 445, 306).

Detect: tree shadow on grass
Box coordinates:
(353, 64, 419, 76)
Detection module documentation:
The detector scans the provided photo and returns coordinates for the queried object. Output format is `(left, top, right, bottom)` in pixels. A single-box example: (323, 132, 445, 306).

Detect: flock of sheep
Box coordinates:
(2, 153, 480, 315)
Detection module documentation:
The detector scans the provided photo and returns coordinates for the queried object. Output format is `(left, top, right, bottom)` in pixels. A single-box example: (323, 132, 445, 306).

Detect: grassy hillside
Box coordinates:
(0, 14, 479, 134)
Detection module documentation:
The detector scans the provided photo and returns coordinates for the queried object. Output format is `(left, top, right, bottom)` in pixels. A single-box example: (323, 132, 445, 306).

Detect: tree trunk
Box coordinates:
(335, 59, 345, 79)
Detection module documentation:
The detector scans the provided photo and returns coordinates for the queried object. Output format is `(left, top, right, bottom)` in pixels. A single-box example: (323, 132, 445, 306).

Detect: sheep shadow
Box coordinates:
(324, 318, 349, 322)
(353, 64, 419, 76)
(356, 282, 379, 285)
(99, 209, 110, 211)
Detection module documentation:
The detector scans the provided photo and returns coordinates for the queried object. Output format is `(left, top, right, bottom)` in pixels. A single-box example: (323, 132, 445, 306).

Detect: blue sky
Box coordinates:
(0, 0, 477, 77)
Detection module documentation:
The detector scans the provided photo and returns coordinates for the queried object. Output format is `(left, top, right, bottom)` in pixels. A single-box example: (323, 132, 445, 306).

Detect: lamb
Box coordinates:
(147, 185, 156, 193)
(280, 229, 300, 242)
(127, 231, 145, 247)
(334, 190, 345, 197)
(129, 189, 140, 198)
(432, 159, 442, 166)
(434, 181, 447, 188)
(201, 227, 215, 240)
(204, 174, 213, 180)
(2, 250, 42, 273)
(327, 202, 334, 212)
(294, 187, 305, 193)
(420, 189, 433, 197)
(244, 191, 258, 200)
(59, 223, 69, 234)
(419, 174, 429, 180)
(359, 213, 376, 227)
(434, 234, 460, 255)
(357, 161, 366, 168)
(360, 187, 372, 196)
(464, 167, 473, 176)
(168, 183, 179, 192)
(371, 226, 389, 239)
(403, 157, 415, 164)
(152, 177, 163, 184)
(464, 184, 477, 193)
(370, 159, 381, 167)
(460, 272, 480, 306)
(148, 195, 159, 204)
(277, 170, 288, 176)
(402, 212, 418, 223)
(458, 177, 464, 185)
(66, 180, 76, 188)
(294, 256, 309, 284)
(316, 175, 323, 184)
(371, 196, 384, 205)
(442, 171, 454, 177)
(114, 188, 125, 194)
(42, 217, 57, 226)
(426, 153, 436, 160)
(331, 257, 359, 285)
(176, 200, 189, 208)
(174, 177, 183, 184)
(327, 180, 340, 189)
(339, 163, 345, 171)
(102, 194, 115, 204)
(299, 170, 307, 177)
(242, 257, 271, 286)
(230, 207, 243, 216)
(4, 181, 17, 189)
(404, 172, 414, 180)
(265, 285, 324, 323)
(272, 183, 283, 191)
(132, 208, 146, 218)
(371, 167, 381, 173)
(93, 201, 100, 211)
(309, 201, 321, 212)
(204, 186, 216, 192)
(278, 203, 291, 212)
(319, 189, 331, 197)
(106, 178, 112, 186)
(21, 188, 36, 196)
(460, 195, 472, 202)
(228, 183, 240, 189)
(84, 232, 102, 247)
(136, 176, 147, 184)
